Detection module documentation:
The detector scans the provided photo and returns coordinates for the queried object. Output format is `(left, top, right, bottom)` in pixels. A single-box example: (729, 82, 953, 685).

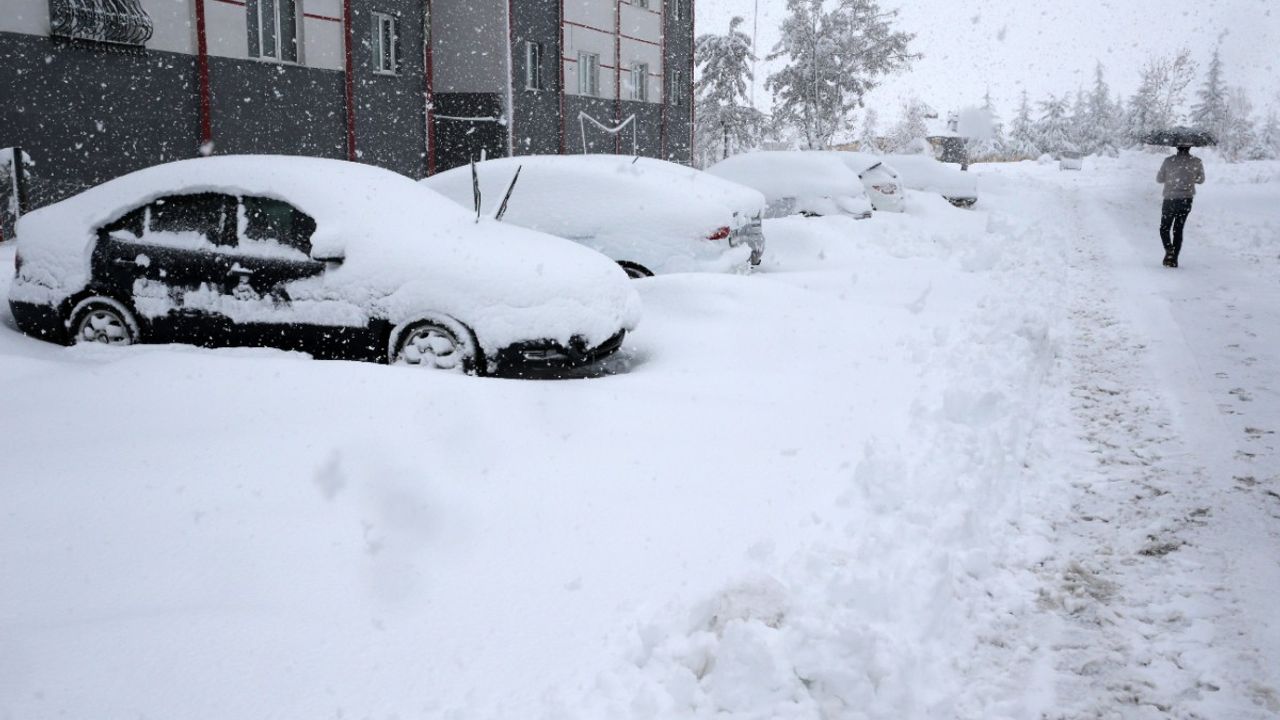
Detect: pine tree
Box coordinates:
(1222, 86, 1258, 162)
(1191, 46, 1230, 147)
(1256, 108, 1280, 160)
(1078, 64, 1120, 156)
(858, 107, 882, 151)
(1035, 94, 1076, 156)
(766, 0, 917, 149)
(1007, 90, 1039, 159)
(695, 16, 767, 166)
(964, 88, 1006, 161)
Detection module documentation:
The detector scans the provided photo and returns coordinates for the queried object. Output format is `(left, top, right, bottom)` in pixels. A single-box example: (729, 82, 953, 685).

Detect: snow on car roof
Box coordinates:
(881, 153, 979, 198)
(421, 155, 766, 273)
(704, 151, 868, 202)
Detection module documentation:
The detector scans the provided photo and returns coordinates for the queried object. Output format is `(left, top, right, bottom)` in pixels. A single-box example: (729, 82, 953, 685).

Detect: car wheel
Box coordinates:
(391, 317, 478, 373)
(69, 297, 140, 347)
(617, 261, 654, 279)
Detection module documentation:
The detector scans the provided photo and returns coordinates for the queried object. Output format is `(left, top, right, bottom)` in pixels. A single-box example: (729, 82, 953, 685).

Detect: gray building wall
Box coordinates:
(509, 0, 561, 156)
(348, 0, 429, 177)
(0, 31, 200, 208)
(663, 0, 694, 165)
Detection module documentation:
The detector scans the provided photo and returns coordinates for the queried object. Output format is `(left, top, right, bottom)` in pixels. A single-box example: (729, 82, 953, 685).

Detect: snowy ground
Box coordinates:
(1, 153, 1277, 718)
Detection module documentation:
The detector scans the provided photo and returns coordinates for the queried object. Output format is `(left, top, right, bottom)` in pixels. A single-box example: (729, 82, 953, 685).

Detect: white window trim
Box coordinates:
(578, 51, 600, 97)
(371, 11, 400, 76)
(525, 41, 543, 91)
(251, 0, 301, 64)
(629, 62, 649, 102)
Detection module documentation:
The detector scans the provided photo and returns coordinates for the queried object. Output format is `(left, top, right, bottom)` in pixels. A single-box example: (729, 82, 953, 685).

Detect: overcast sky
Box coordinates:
(697, 0, 1280, 127)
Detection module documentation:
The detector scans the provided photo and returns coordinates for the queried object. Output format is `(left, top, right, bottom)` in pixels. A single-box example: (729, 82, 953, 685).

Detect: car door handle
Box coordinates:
(228, 265, 254, 275)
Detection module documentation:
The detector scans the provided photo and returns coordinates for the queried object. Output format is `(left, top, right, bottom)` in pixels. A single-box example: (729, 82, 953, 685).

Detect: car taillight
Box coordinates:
(872, 184, 899, 195)
(706, 226, 731, 241)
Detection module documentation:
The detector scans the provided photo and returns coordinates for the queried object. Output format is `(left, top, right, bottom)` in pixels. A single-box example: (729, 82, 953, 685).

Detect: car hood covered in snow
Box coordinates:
(705, 151, 873, 219)
(421, 155, 766, 274)
(10, 155, 640, 352)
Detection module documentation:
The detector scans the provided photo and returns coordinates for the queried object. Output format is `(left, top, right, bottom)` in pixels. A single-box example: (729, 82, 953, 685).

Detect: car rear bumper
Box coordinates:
(9, 300, 69, 344)
(490, 329, 627, 376)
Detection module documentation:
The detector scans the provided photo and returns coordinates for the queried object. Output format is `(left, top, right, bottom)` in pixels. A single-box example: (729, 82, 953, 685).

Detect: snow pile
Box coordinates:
(705, 151, 873, 219)
(10, 155, 640, 352)
(422, 155, 766, 275)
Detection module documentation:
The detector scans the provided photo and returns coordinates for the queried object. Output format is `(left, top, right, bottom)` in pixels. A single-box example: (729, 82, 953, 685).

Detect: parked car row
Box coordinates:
(7, 150, 976, 376)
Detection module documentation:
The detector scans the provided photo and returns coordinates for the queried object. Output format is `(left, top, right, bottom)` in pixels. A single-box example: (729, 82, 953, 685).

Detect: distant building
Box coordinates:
(0, 0, 695, 211)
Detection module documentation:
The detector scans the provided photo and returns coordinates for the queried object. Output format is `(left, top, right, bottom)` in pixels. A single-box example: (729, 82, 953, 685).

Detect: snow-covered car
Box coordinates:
(7, 156, 641, 375)
(829, 152, 907, 213)
(705, 151, 875, 220)
(422, 155, 766, 279)
(1059, 152, 1084, 171)
(882, 153, 980, 207)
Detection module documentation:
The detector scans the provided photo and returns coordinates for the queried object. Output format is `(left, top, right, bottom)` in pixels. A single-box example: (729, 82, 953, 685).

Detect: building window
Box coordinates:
(48, 0, 154, 46)
(577, 52, 600, 97)
(670, 70, 683, 106)
(634, 0, 649, 8)
(247, 0, 298, 63)
(629, 63, 649, 102)
(371, 12, 400, 75)
(525, 41, 544, 90)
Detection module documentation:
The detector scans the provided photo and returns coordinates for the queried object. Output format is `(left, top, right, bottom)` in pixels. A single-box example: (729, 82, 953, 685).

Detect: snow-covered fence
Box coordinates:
(0, 147, 32, 243)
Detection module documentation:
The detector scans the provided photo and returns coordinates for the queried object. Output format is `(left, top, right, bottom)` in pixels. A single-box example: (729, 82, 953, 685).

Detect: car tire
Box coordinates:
(67, 297, 140, 347)
(390, 316, 479, 373)
(617, 261, 654, 279)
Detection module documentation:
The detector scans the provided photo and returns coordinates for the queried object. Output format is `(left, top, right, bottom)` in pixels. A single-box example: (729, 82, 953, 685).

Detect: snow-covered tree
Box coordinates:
(695, 16, 767, 166)
(1256, 108, 1280, 160)
(1190, 46, 1231, 153)
(858, 107, 882, 151)
(1221, 86, 1258, 162)
(886, 96, 932, 152)
(965, 88, 1006, 161)
(1127, 49, 1197, 143)
(766, 0, 918, 149)
(1006, 90, 1039, 159)
(1035, 94, 1075, 156)
(1076, 63, 1120, 156)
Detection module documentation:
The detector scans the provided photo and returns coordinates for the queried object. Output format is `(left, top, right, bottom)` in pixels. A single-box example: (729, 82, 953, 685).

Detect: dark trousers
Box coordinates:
(1160, 198, 1193, 258)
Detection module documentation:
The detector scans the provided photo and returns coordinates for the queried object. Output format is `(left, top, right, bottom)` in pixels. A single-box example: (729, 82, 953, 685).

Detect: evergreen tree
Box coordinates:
(1256, 108, 1280, 160)
(1035, 94, 1075, 156)
(858, 107, 882, 151)
(1006, 90, 1039, 158)
(695, 16, 767, 166)
(1222, 86, 1258, 162)
(1190, 46, 1230, 147)
(1079, 64, 1120, 156)
(965, 87, 1006, 161)
(766, 0, 918, 149)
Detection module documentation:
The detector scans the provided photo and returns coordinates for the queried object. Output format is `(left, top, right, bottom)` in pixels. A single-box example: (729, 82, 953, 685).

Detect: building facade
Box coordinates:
(0, 0, 695, 215)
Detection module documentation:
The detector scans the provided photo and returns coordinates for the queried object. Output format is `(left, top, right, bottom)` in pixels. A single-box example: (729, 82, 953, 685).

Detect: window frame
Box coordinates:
(371, 11, 400, 76)
(525, 40, 544, 91)
(247, 0, 300, 64)
(577, 51, 600, 97)
(629, 62, 649, 102)
(670, 70, 683, 107)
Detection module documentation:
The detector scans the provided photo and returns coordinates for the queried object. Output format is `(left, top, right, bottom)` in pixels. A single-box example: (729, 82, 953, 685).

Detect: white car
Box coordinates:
(8, 156, 641, 375)
(829, 152, 907, 213)
(882, 153, 980, 207)
(705, 151, 875, 220)
(422, 155, 767, 279)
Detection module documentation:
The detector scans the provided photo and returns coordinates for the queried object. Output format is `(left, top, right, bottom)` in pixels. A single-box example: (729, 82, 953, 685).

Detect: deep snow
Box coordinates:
(1, 152, 1277, 718)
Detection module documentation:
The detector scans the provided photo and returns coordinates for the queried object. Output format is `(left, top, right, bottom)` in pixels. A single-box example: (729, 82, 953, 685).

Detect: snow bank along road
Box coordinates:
(1, 154, 1277, 718)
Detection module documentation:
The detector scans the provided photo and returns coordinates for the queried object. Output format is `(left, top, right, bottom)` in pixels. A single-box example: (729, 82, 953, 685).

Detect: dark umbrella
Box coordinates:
(1141, 126, 1217, 147)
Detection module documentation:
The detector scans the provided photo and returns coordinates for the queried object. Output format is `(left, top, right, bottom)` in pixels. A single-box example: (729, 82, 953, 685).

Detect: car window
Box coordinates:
(144, 193, 235, 248)
(239, 196, 317, 258)
(100, 206, 146, 240)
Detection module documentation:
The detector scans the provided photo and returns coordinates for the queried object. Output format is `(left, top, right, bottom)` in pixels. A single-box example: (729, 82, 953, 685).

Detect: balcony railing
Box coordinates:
(49, 0, 154, 47)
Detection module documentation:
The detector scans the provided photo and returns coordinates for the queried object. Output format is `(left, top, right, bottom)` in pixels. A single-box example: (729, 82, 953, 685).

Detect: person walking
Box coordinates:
(1156, 146, 1205, 268)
